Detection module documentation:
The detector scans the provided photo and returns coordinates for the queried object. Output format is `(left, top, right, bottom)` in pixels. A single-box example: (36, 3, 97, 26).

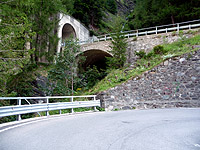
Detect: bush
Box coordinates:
(135, 51, 146, 59)
(146, 51, 156, 59)
(153, 45, 166, 55)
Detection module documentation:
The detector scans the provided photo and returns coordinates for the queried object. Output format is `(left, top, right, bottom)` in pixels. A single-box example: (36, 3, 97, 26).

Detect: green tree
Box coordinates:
(73, 0, 106, 27)
(129, 0, 200, 29)
(29, 0, 63, 63)
(107, 17, 128, 69)
(61, 0, 75, 14)
(0, 0, 34, 97)
(106, 0, 117, 14)
(47, 38, 84, 96)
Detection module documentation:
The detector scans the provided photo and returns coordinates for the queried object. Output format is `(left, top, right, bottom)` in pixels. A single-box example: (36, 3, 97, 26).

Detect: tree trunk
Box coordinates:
(171, 15, 175, 25)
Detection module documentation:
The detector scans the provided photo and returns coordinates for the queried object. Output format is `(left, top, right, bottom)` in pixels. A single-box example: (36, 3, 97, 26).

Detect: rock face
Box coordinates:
(98, 50, 200, 111)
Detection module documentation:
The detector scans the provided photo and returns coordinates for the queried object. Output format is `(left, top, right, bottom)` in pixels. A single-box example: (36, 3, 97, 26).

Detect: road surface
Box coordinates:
(0, 108, 200, 150)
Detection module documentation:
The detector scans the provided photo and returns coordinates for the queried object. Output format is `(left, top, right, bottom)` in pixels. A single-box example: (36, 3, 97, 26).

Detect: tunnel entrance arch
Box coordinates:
(60, 23, 76, 52)
(80, 49, 112, 71)
(62, 23, 76, 41)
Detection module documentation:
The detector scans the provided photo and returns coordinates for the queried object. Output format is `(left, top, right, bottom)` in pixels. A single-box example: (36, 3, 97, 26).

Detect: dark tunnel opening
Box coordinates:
(77, 49, 112, 88)
(80, 50, 112, 71)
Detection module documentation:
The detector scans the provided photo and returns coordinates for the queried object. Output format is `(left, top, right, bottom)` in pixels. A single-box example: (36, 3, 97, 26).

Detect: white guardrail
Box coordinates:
(0, 95, 100, 121)
(79, 19, 200, 45)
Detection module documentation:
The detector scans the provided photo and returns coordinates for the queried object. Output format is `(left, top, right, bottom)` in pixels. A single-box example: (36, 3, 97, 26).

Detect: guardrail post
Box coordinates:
(177, 23, 179, 32)
(46, 98, 49, 116)
(93, 96, 97, 111)
(156, 27, 157, 34)
(17, 98, 21, 121)
(71, 97, 74, 113)
(189, 24, 191, 30)
(59, 109, 62, 115)
(136, 30, 138, 37)
(105, 35, 107, 41)
(166, 28, 168, 33)
(145, 31, 147, 36)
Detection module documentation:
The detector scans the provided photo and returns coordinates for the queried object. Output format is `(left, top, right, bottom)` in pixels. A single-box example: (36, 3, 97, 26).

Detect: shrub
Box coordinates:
(135, 51, 146, 59)
(153, 45, 166, 55)
(146, 51, 156, 59)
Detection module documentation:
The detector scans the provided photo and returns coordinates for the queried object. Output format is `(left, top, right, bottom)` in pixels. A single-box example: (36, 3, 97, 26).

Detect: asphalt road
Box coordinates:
(0, 108, 200, 150)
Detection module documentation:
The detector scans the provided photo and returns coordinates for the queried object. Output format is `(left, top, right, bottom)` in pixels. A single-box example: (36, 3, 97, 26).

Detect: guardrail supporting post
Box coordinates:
(136, 30, 138, 37)
(105, 35, 107, 41)
(166, 28, 168, 33)
(17, 98, 21, 121)
(156, 27, 157, 34)
(46, 98, 49, 116)
(177, 23, 179, 32)
(59, 110, 62, 114)
(71, 97, 74, 113)
(189, 24, 191, 30)
(94, 96, 97, 111)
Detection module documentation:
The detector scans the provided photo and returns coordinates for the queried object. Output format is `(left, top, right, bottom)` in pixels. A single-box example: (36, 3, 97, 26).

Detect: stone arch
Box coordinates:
(80, 49, 113, 70)
(62, 23, 76, 41)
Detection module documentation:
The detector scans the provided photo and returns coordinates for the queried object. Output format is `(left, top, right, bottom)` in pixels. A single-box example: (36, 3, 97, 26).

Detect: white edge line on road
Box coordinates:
(0, 111, 105, 133)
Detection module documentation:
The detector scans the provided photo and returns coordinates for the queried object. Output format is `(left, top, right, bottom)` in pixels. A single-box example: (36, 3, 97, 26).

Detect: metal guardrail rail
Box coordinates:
(0, 95, 100, 121)
(79, 19, 200, 45)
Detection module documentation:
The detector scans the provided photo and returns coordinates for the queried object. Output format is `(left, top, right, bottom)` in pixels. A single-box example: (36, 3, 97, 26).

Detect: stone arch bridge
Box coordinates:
(57, 13, 112, 69)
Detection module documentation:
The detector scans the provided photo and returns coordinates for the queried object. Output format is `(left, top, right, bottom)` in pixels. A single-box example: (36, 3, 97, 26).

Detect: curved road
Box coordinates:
(0, 108, 200, 150)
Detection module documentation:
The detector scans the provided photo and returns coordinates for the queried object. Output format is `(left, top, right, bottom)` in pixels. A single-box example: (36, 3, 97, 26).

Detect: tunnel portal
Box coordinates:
(62, 23, 76, 41)
(80, 50, 112, 71)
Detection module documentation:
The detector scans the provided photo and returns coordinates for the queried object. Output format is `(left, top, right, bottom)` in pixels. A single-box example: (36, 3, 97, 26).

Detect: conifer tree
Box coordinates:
(107, 17, 128, 69)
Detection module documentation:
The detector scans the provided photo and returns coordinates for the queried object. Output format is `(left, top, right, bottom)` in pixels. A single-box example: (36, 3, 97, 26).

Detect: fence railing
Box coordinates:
(79, 19, 200, 45)
(0, 95, 100, 121)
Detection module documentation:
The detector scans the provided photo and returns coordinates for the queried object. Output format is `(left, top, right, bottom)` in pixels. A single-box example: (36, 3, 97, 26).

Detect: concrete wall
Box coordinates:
(98, 49, 200, 111)
(57, 13, 90, 53)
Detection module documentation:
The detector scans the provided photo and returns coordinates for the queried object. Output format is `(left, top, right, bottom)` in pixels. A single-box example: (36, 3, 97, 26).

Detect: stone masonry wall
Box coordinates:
(98, 49, 200, 111)
(126, 30, 198, 64)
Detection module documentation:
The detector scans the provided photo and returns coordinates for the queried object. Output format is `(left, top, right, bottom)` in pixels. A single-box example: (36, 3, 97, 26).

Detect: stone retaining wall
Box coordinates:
(98, 49, 200, 111)
(126, 30, 199, 64)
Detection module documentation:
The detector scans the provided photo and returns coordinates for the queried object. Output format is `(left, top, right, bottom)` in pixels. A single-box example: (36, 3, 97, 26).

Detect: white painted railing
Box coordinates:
(79, 19, 200, 45)
(0, 95, 100, 121)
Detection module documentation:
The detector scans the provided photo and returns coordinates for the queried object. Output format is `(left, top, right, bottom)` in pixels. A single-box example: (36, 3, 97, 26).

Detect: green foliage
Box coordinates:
(73, 0, 106, 27)
(135, 51, 146, 59)
(135, 45, 166, 60)
(107, 17, 128, 69)
(47, 38, 84, 96)
(7, 64, 40, 97)
(0, 1, 34, 97)
(61, 0, 75, 14)
(106, 0, 117, 14)
(129, 0, 200, 29)
(83, 66, 107, 89)
(153, 45, 166, 55)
